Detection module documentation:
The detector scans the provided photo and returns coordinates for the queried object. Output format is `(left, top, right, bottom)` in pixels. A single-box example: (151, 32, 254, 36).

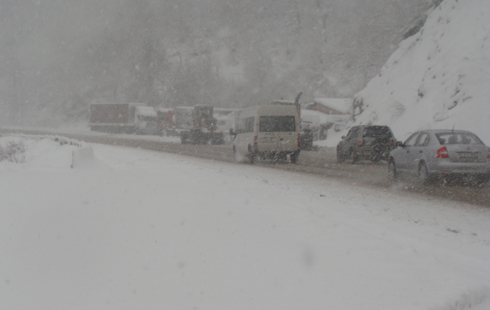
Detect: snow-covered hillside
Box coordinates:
(352, 0, 490, 144)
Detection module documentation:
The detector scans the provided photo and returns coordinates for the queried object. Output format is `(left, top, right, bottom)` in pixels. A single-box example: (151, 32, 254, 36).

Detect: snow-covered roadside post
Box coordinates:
(71, 146, 95, 168)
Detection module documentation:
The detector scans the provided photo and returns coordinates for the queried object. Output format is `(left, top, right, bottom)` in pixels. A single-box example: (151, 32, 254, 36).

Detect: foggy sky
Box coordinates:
(0, 0, 429, 126)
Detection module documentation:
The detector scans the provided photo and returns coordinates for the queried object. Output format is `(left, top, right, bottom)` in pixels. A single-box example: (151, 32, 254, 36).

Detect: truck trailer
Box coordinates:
(89, 103, 159, 134)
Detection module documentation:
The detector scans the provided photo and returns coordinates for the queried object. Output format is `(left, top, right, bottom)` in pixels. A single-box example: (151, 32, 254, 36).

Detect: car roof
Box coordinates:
(354, 125, 390, 128)
(417, 129, 476, 134)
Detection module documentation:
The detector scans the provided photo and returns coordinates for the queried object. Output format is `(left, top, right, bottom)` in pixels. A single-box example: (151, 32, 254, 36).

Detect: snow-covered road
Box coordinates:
(1, 138, 489, 310)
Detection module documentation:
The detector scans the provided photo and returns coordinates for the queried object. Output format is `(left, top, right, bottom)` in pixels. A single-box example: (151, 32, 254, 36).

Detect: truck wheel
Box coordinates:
(248, 145, 255, 164)
(249, 153, 255, 164)
(180, 132, 188, 144)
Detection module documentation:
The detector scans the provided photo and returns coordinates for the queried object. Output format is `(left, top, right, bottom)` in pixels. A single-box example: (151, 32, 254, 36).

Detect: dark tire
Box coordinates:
(249, 153, 255, 164)
(291, 151, 299, 164)
(388, 159, 398, 181)
(417, 162, 430, 185)
(371, 152, 381, 162)
(180, 132, 189, 144)
(337, 147, 345, 163)
(248, 145, 255, 164)
(478, 175, 490, 186)
(233, 146, 240, 163)
(272, 153, 279, 164)
(350, 148, 358, 164)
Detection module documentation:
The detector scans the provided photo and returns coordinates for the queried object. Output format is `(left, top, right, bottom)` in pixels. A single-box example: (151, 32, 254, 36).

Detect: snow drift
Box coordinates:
(352, 0, 490, 144)
(2, 136, 490, 309)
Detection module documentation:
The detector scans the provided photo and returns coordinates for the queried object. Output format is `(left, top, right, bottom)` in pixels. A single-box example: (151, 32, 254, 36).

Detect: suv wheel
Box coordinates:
(371, 152, 381, 162)
(336, 147, 345, 163)
(350, 148, 358, 164)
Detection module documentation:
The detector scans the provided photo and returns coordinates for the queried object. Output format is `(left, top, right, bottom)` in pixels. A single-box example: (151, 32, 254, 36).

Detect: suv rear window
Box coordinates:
(436, 132, 483, 145)
(259, 116, 296, 132)
(362, 126, 392, 139)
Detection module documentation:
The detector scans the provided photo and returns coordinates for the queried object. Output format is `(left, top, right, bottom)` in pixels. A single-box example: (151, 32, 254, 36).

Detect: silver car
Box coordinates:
(388, 129, 490, 184)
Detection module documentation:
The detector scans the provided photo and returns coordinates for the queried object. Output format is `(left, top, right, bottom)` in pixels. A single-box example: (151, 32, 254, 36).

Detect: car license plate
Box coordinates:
(458, 152, 478, 158)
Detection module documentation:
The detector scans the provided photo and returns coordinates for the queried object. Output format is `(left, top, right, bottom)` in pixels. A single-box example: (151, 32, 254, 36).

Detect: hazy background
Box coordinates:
(0, 0, 431, 126)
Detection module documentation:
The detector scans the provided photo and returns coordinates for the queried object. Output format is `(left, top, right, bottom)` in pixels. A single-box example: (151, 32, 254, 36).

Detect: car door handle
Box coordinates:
(420, 150, 423, 153)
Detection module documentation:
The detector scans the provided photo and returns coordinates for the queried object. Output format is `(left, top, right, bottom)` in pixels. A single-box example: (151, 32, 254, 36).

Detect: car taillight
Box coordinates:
(357, 140, 364, 146)
(437, 146, 449, 158)
(488, 147, 490, 159)
(254, 136, 258, 146)
(297, 134, 301, 147)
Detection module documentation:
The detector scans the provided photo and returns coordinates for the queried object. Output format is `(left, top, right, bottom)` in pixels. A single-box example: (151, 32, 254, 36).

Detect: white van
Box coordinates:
(232, 104, 301, 163)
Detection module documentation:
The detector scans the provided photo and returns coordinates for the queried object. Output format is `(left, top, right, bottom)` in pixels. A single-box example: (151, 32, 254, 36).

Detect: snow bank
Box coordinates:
(0, 135, 84, 170)
(350, 0, 490, 144)
(1, 142, 490, 310)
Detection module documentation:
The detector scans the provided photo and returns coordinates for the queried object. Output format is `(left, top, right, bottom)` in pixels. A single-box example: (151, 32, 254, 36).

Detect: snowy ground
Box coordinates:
(1, 136, 490, 310)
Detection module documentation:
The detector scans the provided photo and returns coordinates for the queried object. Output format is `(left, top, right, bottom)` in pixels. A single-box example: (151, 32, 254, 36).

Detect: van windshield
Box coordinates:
(259, 116, 296, 132)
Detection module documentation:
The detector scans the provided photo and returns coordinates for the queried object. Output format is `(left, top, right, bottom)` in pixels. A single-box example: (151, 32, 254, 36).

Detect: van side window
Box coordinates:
(237, 117, 255, 134)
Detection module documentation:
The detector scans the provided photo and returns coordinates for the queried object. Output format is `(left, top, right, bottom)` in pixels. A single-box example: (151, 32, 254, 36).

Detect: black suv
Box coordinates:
(337, 125, 396, 163)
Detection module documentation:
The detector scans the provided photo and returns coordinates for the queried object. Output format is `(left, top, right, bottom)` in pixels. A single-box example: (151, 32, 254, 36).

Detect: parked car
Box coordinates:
(337, 125, 397, 163)
(387, 129, 490, 185)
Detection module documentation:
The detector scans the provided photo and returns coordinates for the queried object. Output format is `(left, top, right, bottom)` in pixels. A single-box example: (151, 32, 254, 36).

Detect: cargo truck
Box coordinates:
(89, 103, 159, 134)
(180, 105, 224, 145)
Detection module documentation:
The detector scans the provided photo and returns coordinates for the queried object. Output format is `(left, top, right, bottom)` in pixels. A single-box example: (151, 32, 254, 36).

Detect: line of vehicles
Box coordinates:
(337, 125, 490, 185)
(89, 102, 490, 185)
(89, 103, 227, 145)
(88, 98, 308, 160)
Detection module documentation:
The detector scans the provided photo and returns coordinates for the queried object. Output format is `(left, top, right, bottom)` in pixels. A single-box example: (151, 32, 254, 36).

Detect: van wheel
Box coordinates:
(291, 151, 299, 164)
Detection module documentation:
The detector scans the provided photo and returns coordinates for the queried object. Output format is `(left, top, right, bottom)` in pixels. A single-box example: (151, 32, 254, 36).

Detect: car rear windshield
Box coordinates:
(436, 132, 484, 145)
(259, 116, 296, 132)
(362, 127, 392, 138)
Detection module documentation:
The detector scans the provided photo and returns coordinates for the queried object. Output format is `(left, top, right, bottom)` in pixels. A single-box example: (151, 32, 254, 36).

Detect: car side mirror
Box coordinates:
(229, 128, 236, 137)
(341, 135, 346, 139)
(396, 141, 404, 147)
